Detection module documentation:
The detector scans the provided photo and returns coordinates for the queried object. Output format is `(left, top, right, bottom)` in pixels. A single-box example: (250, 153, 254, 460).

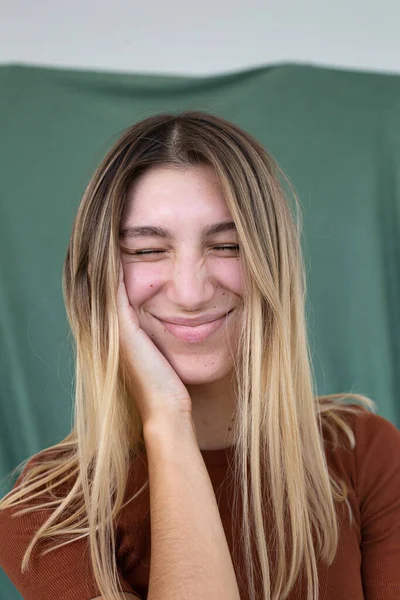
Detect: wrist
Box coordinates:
(143, 411, 197, 444)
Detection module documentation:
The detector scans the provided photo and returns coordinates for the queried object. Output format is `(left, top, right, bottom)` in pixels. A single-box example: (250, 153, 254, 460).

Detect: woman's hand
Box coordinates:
(116, 261, 194, 429)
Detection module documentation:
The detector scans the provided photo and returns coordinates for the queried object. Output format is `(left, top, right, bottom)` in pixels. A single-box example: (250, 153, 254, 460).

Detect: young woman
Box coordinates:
(0, 111, 399, 600)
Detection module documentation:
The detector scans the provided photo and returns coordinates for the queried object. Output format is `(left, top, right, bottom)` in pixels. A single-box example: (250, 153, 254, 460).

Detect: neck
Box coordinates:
(186, 373, 237, 450)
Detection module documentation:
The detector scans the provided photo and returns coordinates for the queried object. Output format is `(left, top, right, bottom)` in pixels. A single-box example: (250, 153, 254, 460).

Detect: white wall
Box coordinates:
(2, 0, 400, 76)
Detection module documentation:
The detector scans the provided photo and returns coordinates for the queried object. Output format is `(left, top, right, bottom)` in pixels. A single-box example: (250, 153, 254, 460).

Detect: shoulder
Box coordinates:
(322, 404, 400, 518)
(330, 408, 400, 593)
(321, 402, 400, 459)
(2, 445, 77, 503)
(328, 405, 400, 474)
(350, 409, 400, 512)
(0, 447, 102, 599)
(0, 445, 78, 546)
(320, 401, 400, 454)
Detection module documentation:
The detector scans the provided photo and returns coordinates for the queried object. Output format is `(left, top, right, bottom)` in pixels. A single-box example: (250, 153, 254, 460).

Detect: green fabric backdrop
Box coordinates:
(1, 62, 399, 598)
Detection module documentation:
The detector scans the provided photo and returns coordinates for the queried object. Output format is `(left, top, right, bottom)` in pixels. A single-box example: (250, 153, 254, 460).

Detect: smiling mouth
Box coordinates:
(156, 310, 234, 343)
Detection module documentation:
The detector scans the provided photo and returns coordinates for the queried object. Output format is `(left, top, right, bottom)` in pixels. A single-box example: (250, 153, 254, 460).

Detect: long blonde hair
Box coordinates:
(0, 111, 376, 600)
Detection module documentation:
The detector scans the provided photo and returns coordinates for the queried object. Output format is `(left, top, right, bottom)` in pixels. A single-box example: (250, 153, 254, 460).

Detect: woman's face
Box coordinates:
(119, 165, 244, 385)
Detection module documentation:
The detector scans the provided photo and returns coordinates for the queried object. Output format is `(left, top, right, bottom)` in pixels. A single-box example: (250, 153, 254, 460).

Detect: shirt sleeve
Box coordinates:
(355, 410, 400, 599)
(0, 464, 138, 600)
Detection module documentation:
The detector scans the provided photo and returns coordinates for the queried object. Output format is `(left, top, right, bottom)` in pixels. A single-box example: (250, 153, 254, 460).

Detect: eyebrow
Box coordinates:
(119, 220, 237, 241)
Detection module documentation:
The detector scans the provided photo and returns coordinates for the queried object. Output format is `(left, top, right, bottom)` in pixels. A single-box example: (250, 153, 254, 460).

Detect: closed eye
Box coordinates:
(130, 245, 240, 256)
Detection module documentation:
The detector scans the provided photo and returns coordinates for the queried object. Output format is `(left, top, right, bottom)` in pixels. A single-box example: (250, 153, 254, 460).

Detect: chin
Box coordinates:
(179, 371, 225, 386)
(167, 353, 232, 386)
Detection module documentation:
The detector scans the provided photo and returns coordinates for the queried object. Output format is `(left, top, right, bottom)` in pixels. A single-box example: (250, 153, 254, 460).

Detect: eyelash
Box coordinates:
(130, 245, 240, 256)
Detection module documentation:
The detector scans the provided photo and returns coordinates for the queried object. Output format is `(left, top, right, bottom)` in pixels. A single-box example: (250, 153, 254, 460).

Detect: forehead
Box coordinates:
(123, 165, 231, 222)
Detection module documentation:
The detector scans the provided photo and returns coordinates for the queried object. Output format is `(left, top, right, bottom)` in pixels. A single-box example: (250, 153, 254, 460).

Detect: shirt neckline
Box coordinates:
(199, 444, 236, 467)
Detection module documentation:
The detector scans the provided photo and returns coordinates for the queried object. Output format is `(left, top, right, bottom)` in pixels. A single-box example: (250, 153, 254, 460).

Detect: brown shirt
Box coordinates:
(1, 408, 400, 599)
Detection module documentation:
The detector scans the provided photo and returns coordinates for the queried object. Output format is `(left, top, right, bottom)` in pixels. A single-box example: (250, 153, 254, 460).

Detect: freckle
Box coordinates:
(150, 284, 153, 287)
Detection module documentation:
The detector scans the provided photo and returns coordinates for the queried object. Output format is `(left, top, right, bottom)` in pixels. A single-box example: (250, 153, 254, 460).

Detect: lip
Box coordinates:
(159, 311, 231, 327)
(156, 310, 234, 343)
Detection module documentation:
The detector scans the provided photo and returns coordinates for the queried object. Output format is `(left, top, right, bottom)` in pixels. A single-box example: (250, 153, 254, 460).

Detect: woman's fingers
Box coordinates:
(117, 262, 139, 330)
(116, 261, 193, 426)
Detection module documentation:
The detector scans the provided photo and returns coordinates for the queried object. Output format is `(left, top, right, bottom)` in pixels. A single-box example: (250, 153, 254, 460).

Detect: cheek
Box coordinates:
(218, 259, 244, 296)
(123, 264, 163, 305)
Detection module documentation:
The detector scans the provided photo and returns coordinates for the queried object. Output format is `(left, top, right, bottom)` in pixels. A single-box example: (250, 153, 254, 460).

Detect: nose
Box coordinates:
(165, 250, 215, 310)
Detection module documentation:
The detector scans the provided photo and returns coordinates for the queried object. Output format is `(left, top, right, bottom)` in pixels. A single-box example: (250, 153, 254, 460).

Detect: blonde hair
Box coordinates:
(0, 111, 376, 600)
